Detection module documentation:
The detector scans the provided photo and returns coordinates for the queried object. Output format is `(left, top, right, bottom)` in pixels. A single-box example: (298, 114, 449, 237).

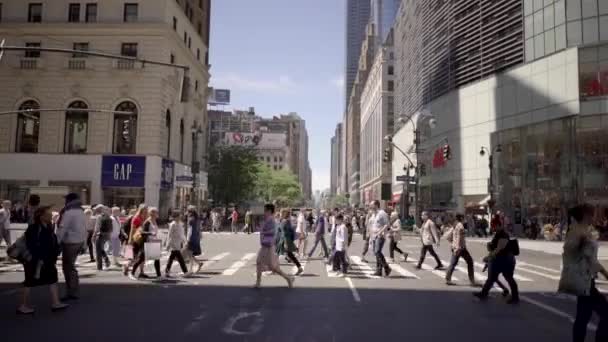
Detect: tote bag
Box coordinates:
(144, 239, 162, 260)
(122, 245, 134, 260)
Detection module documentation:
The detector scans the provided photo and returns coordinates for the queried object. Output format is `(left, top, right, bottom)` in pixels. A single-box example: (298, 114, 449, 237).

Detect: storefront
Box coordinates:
(159, 159, 175, 219)
(101, 155, 146, 209)
(493, 114, 608, 229)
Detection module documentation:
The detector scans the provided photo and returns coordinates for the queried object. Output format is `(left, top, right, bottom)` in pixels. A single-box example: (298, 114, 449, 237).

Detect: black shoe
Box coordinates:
(51, 303, 69, 312)
(88, 259, 96, 263)
(60, 295, 79, 302)
(138, 274, 150, 279)
(472, 292, 488, 301)
(373, 271, 382, 277)
(506, 297, 520, 304)
(502, 289, 510, 297)
(384, 268, 392, 277)
(414, 265, 422, 270)
(434, 265, 444, 270)
(446, 280, 456, 286)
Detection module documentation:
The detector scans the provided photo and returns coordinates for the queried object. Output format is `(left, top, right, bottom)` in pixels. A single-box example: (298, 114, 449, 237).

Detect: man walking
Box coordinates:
(308, 210, 329, 259)
(56, 193, 87, 301)
(415, 211, 444, 270)
(444, 214, 476, 286)
(370, 200, 391, 277)
(0, 200, 12, 249)
(230, 207, 239, 234)
(94, 205, 112, 271)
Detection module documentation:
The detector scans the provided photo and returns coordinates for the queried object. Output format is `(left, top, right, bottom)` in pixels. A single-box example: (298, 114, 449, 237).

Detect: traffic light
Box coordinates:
(442, 144, 451, 160)
(383, 148, 392, 162)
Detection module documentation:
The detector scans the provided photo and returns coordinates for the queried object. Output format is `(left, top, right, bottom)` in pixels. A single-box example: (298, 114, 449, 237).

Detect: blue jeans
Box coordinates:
(308, 235, 329, 258)
(373, 237, 389, 274)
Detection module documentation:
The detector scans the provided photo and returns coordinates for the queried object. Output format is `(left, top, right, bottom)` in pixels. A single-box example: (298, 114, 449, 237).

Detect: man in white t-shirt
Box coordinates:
(296, 210, 308, 257)
(370, 200, 391, 277)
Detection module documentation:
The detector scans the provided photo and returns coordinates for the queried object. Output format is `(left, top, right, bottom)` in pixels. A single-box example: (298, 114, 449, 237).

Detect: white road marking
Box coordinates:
(222, 311, 264, 336)
(521, 295, 596, 331)
(345, 277, 361, 303)
(349, 256, 380, 279)
(472, 261, 533, 281)
(200, 252, 230, 271)
(222, 253, 256, 276)
(440, 259, 483, 282)
(517, 261, 561, 274)
(388, 262, 419, 279)
(516, 266, 560, 281)
(418, 262, 458, 281)
(325, 263, 340, 278)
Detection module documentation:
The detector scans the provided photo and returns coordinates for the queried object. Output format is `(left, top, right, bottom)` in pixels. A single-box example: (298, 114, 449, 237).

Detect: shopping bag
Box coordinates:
(122, 245, 134, 260)
(144, 240, 162, 260)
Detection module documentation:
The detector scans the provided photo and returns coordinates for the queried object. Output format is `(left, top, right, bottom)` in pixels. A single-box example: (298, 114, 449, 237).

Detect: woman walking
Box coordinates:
(296, 209, 308, 258)
(281, 209, 304, 275)
(17, 206, 68, 314)
(254, 204, 294, 288)
(183, 206, 204, 275)
(123, 205, 148, 276)
(559, 204, 608, 342)
(129, 207, 161, 280)
(164, 211, 188, 277)
(388, 212, 408, 262)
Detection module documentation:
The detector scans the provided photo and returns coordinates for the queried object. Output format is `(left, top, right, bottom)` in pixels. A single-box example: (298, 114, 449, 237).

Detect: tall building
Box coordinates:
(345, 0, 371, 108)
(330, 135, 338, 195)
(207, 107, 257, 148)
(370, 0, 399, 46)
(334, 123, 344, 195)
(345, 23, 376, 206)
(360, 30, 394, 206)
(0, 0, 212, 215)
(391, 0, 608, 231)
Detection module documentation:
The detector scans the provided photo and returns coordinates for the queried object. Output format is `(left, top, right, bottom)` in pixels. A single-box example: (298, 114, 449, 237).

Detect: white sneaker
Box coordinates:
(128, 274, 138, 281)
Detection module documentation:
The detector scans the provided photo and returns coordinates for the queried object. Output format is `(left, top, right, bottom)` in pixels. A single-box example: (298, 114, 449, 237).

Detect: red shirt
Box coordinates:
(231, 211, 238, 222)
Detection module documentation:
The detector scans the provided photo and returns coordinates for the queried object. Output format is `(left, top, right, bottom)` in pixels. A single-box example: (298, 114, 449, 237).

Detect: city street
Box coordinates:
(0, 233, 601, 342)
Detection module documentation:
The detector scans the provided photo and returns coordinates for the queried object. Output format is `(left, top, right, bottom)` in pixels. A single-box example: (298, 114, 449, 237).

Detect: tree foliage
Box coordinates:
(326, 194, 349, 209)
(254, 164, 303, 207)
(207, 145, 259, 206)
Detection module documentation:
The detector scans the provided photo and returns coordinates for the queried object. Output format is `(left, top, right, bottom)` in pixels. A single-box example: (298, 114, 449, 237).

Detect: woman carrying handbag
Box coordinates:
(129, 207, 161, 280)
(559, 204, 608, 342)
(17, 206, 68, 314)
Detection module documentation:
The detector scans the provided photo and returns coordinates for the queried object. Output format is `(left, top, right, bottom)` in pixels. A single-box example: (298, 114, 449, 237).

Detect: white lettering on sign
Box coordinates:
(113, 163, 133, 181)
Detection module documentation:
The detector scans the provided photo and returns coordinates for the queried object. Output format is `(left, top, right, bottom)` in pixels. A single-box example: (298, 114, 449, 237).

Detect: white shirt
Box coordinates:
(296, 214, 306, 234)
(0, 207, 11, 231)
(371, 210, 389, 239)
(335, 223, 347, 251)
(110, 215, 121, 239)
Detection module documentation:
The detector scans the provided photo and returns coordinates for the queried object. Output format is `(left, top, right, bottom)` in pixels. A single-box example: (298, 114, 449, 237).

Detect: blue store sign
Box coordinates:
(161, 159, 175, 190)
(101, 156, 146, 187)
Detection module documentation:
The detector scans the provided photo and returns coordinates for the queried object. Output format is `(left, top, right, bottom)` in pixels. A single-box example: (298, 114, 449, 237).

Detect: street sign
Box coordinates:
(396, 175, 409, 182)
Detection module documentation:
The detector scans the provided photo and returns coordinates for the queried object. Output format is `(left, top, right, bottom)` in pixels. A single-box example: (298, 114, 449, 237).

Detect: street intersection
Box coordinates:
(0, 233, 604, 341)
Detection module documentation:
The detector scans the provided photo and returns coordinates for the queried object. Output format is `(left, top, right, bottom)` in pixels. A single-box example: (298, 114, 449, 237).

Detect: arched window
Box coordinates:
(16, 100, 40, 153)
(166, 110, 171, 158)
(179, 119, 185, 162)
(113, 101, 138, 154)
(64, 101, 89, 153)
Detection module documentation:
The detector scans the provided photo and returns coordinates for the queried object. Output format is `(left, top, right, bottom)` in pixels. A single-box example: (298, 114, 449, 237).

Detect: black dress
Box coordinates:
(23, 223, 60, 288)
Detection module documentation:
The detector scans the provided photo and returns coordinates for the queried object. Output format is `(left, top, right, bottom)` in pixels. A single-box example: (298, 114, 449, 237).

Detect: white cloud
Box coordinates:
(329, 76, 345, 89)
(212, 73, 296, 93)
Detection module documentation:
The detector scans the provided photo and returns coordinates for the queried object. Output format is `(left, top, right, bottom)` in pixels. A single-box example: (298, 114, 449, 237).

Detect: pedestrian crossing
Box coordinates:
(0, 249, 591, 291)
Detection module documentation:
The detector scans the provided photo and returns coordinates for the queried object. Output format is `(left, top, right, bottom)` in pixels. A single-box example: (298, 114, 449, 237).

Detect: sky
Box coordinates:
(210, 0, 346, 193)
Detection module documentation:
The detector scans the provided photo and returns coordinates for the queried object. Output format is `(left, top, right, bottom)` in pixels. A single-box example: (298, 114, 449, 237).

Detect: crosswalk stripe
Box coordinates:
(472, 261, 533, 281)
(200, 252, 230, 271)
(222, 253, 255, 276)
(515, 266, 559, 281)
(517, 261, 560, 274)
(349, 256, 380, 278)
(418, 262, 459, 281)
(439, 259, 484, 282)
(325, 263, 340, 277)
(388, 263, 419, 279)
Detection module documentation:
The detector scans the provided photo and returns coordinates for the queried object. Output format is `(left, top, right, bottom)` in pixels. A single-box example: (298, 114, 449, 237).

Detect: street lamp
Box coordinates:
(386, 108, 436, 227)
(479, 144, 502, 214)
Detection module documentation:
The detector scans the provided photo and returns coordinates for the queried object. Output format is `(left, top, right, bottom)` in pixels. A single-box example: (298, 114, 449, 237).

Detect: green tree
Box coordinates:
(327, 194, 348, 209)
(207, 145, 260, 206)
(254, 165, 303, 207)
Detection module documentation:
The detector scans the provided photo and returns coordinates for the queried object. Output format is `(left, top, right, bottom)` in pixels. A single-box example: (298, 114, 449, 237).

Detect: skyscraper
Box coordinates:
(370, 0, 399, 46)
(345, 0, 371, 108)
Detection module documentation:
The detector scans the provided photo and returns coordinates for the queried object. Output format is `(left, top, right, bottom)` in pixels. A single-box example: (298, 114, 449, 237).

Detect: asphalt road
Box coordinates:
(0, 233, 604, 342)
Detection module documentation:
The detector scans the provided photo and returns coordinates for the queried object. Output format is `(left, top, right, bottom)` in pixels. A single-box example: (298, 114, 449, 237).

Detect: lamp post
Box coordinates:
(479, 144, 502, 214)
(385, 109, 436, 227)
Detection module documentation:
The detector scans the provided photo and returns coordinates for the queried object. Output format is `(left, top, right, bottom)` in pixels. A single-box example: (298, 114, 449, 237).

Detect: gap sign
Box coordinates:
(101, 156, 146, 187)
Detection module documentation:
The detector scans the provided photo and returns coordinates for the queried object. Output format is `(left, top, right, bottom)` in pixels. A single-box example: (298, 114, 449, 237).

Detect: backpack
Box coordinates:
(99, 215, 113, 233)
(508, 238, 520, 256)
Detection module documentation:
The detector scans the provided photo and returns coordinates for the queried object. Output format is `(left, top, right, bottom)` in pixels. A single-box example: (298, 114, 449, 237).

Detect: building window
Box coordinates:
(73, 43, 89, 58)
(279, 157, 283, 162)
(274, 165, 278, 170)
(68, 3, 80, 22)
(183, 32, 187, 44)
(173, 17, 177, 30)
(113, 101, 138, 154)
(195, 80, 199, 91)
(197, 22, 202, 35)
(188, 37, 191, 48)
(64, 101, 88, 154)
(121, 43, 138, 57)
(166, 110, 171, 158)
(266, 156, 270, 162)
(85, 3, 97, 22)
(170, 53, 175, 64)
(196, 48, 200, 61)
(28, 3, 42, 23)
(16, 100, 40, 153)
(25, 42, 41, 58)
(388, 65, 394, 75)
(179, 119, 185, 162)
(387, 80, 394, 91)
(199, 0, 203, 9)
(123, 3, 138, 22)
(0, 3, 3, 23)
